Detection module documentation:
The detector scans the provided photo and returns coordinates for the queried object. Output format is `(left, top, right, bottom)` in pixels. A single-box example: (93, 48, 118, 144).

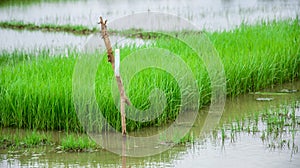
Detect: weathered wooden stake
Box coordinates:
(98, 16, 130, 136)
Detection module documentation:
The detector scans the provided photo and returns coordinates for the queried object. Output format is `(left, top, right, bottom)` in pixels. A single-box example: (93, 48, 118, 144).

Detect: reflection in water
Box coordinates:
(122, 137, 126, 168)
(0, 29, 86, 54)
(0, 29, 151, 53)
(0, 81, 300, 167)
(0, 0, 299, 31)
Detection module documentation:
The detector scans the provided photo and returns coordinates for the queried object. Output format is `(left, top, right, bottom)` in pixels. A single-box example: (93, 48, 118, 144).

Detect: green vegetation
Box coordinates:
(0, 20, 192, 37)
(219, 102, 299, 152)
(209, 19, 300, 96)
(0, 129, 99, 152)
(0, 130, 51, 149)
(0, 19, 299, 134)
(0, 0, 80, 7)
(0, 21, 97, 35)
(60, 134, 98, 152)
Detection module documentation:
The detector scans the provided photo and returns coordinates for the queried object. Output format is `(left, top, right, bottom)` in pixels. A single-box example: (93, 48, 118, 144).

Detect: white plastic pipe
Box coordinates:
(115, 49, 120, 76)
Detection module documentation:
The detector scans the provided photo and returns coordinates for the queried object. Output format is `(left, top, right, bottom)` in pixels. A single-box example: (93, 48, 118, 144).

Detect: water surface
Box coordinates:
(0, 0, 299, 31)
(1, 80, 299, 167)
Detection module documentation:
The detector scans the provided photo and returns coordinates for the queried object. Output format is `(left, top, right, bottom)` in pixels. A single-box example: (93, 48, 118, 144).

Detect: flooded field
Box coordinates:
(0, 0, 299, 167)
(0, 0, 299, 31)
(0, 29, 150, 53)
(0, 29, 86, 53)
(1, 80, 300, 167)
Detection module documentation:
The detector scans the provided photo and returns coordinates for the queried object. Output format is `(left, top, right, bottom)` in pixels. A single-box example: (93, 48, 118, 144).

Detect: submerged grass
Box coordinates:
(0, 19, 299, 133)
(218, 101, 300, 153)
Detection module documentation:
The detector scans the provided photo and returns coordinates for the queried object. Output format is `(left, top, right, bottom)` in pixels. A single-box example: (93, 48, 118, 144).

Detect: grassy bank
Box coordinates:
(0, 19, 299, 133)
(0, 0, 73, 7)
(0, 21, 97, 35)
(0, 20, 148, 36)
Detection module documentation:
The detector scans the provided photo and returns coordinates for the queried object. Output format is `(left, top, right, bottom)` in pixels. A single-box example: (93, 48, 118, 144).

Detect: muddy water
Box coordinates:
(1, 80, 300, 167)
(0, 0, 299, 31)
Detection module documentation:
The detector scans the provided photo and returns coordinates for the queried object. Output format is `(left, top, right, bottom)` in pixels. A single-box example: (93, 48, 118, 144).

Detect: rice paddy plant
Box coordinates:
(209, 19, 300, 96)
(221, 127, 226, 142)
(0, 51, 81, 131)
(61, 134, 97, 152)
(164, 130, 196, 144)
(23, 131, 51, 147)
(0, 130, 51, 149)
(220, 101, 300, 152)
(0, 19, 299, 133)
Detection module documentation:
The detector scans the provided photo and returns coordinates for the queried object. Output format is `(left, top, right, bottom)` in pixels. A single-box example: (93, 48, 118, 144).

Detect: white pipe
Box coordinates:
(115, 49, 120, 76)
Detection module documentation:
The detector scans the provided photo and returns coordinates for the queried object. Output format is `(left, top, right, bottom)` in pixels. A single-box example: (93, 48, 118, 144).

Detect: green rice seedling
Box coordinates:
(261, 131, 266, 142)
(61, 134, 97, 152)
(209, 19, 300, 96)
(230, 129, 236, 142)
(0, 129, 52, 149)
(235, 117, 241, 132)
(177, 131, 194, 144)
(230, 122, 235, 132)
(221, 127, 226, 142)
(0, 19, 299, 133)
(23, 131, 50, 147)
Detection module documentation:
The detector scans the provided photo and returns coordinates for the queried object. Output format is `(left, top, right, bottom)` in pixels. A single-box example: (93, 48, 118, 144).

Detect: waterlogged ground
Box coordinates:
(0, 29, 86, 53)
(0, 80, 299, 167)
(0, 29, 151, 53)
(0, 0, 299, 52)
(0, 0, 300, 167)
(0, 0, 299, 31)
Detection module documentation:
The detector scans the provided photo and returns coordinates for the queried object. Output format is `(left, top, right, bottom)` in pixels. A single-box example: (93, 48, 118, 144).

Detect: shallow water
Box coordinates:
(0, 0, 299, 31)
(0, 1, 300, 167)
(0, 29, 150, 53)
(1, 80, 300, 167)
(0, 29, 86, 54)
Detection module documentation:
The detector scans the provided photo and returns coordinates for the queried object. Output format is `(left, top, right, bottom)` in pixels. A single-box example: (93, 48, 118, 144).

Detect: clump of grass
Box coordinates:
(173, 131, 195, 144)
(0, 130, 51, 149)
(60, 134, 97, 152)
(23, 131, 51, 147)
(0, 19, 299, 133)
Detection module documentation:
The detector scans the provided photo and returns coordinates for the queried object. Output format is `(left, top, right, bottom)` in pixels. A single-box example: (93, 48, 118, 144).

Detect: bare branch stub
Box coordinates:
(99, 17, 114, 65)
(99, 16, 132, 135)
(98, 17, 131, 106)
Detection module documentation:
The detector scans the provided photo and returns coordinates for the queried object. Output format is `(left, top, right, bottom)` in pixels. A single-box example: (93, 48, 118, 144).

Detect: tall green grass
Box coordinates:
(0, 19, 299, 133)
(209, 19, 300, 96)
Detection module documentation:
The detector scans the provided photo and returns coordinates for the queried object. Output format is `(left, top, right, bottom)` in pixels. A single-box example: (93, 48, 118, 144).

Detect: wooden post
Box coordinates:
(98, 17, 130, 136)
